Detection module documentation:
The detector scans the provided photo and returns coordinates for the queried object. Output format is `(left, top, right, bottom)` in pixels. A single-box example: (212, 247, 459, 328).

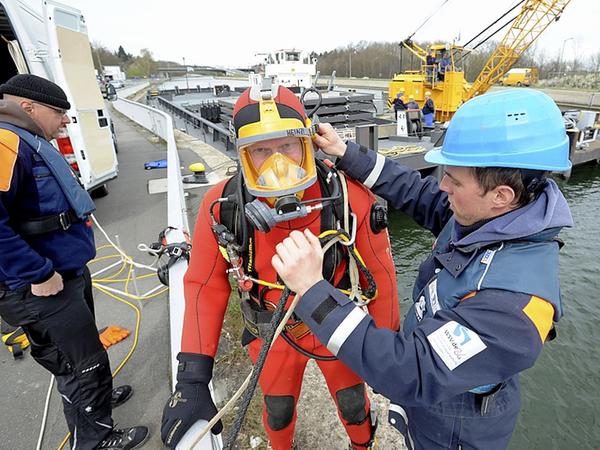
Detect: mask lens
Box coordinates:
(239, 135, 317, 198)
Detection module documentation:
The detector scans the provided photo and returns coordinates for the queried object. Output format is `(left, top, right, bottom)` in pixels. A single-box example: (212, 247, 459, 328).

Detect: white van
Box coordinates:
(0, 0, 118, 196)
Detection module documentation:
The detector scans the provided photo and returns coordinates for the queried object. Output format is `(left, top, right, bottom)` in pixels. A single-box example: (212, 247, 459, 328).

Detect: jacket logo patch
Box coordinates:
(415, 295, 425, 321)
(480, 249, 494, 265)
(428, 279, 441, 315)
(427, 321, 486, 371)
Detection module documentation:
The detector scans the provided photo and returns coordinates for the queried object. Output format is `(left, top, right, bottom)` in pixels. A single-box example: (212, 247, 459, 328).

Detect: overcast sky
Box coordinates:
(65, 0, 597, 68)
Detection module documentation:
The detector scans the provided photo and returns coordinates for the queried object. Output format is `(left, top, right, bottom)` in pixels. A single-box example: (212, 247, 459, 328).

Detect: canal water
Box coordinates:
(387, 163, 600, 450)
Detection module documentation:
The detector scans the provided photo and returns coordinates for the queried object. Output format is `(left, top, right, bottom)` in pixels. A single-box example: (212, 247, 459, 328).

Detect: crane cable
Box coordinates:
(406, 0, 451, 41)
(459, 15, 519, 65)
(461, 0, 525, 49)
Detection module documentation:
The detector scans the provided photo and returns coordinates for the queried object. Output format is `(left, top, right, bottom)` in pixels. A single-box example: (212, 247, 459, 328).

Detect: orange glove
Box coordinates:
(99, 325, 130, 350)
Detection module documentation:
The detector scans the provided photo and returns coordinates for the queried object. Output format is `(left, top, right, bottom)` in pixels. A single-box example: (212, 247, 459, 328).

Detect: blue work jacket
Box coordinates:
(0, 106, 95, 290)
(291, 142, 573, 449)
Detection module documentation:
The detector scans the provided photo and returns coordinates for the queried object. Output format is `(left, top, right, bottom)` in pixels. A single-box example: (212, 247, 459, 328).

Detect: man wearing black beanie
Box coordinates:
(0, 74, 148, 449)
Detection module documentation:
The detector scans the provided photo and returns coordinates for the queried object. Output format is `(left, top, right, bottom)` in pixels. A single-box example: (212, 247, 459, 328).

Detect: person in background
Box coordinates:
(438, 51, 451, 81)
(160, 84, 400, 450)
(391, 92, 407, 117)
(426, 50, 437, 84)
(406, 95, 419, 110)
(272, 89, 573, 450)
(422, 91, 435, 127)
(0, 74, 148, 450)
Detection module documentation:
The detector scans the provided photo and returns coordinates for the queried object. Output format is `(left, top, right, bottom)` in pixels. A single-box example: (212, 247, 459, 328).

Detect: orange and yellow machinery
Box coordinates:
(388, 0, 572, 122)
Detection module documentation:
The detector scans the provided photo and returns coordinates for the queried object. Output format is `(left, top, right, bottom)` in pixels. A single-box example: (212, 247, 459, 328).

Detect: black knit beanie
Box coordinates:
(0, 74, 71, 110)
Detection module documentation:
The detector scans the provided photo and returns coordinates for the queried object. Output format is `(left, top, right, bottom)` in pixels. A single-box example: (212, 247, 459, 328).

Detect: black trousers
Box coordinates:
(0, 273, 113, 449)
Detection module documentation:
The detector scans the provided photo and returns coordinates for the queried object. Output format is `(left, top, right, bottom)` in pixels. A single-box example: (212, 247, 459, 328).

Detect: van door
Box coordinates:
(42, 0, 118, 190)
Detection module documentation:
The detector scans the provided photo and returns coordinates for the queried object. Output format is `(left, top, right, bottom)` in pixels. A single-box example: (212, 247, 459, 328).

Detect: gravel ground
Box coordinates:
(293, 360, 407, 450)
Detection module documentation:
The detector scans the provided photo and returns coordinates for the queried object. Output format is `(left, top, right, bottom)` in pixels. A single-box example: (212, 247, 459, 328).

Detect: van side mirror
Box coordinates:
(107, 84, 118, 101)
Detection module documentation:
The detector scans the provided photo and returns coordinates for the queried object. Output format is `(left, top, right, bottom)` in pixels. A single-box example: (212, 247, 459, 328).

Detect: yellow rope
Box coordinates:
(56, 246, 166, 450)
(248, 229, 372, 301)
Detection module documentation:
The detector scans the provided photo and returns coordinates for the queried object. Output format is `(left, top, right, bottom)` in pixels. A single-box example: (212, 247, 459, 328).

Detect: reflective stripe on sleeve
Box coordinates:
(326, 307, 367, 356)
(363, 153, 385, 189)
(389, 403, 415, 450)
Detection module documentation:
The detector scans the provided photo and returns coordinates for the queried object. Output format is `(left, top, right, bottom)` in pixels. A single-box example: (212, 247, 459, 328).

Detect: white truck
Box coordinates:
(1, 0, 118, 196)
(103, 65, 126, 89)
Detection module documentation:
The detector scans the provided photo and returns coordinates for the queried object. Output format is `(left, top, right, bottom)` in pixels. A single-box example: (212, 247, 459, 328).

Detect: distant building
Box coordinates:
(253, 49, 316, 89)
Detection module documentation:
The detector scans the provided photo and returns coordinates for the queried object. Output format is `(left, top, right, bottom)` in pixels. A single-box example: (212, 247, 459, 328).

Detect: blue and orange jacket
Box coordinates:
(0, 100, 95, 290)
(290, 142, 573, 418)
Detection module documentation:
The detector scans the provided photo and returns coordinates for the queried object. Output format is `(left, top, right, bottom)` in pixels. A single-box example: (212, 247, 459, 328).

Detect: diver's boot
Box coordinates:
(349, 408, 378, 450)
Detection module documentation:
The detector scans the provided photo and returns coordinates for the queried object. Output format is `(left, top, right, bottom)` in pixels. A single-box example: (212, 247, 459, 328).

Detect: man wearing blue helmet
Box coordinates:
(270, 89, 574, 449)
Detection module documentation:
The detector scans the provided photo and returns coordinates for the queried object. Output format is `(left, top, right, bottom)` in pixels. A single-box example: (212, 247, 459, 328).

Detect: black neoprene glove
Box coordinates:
(161, 353, 223, 448)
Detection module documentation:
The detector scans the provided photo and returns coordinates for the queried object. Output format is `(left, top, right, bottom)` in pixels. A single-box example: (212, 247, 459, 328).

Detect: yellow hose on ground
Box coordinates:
(56, 246, 166, 450)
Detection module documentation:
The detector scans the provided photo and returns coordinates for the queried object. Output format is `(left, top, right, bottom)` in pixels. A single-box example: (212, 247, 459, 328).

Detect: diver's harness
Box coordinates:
(209, 159, 381, 361)
(149, 226, 192, 286)
(209, 160, 383, 450)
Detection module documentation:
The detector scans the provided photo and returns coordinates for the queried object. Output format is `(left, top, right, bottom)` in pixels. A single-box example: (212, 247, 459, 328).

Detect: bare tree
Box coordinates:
(589, 51, 600, 72)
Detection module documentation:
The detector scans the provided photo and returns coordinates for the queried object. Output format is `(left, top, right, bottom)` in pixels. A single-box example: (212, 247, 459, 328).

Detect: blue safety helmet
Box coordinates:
(425, 89, 571, 171)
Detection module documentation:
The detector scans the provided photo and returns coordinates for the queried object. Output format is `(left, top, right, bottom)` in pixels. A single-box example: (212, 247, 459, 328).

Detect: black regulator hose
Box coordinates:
(300, 87, 322, 119)
(224, 287, 292, 450)
(236, 165, 250, 252)
(280, 330, 337, 361)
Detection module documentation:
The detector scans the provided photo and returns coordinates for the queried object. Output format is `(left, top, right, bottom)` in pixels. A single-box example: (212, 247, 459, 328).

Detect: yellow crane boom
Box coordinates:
(466, 0, 572, 100)
(401, 40, 429, 63)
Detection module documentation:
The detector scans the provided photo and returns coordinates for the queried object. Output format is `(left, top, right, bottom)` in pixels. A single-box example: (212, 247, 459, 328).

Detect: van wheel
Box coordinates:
(91, 184, 109, 198)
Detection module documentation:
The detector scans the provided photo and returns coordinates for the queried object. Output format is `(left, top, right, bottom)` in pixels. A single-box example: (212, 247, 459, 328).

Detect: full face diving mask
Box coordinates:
(233, 83, 325, 232)
(240, 137, 324, 233)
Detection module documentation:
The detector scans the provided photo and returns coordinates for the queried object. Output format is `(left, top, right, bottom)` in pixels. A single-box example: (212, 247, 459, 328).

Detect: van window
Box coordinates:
(55, 9, 87, 33)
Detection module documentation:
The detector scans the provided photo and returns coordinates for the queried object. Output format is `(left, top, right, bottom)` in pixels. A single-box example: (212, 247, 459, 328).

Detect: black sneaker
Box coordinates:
(96, 426, 149, 450)
(110, 385, 133, 408)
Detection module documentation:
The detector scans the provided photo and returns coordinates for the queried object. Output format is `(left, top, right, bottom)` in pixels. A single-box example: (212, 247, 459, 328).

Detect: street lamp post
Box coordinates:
(183, 56, 190, 92)
(559, 37, 574, 77)
(349, 50, 352, 78)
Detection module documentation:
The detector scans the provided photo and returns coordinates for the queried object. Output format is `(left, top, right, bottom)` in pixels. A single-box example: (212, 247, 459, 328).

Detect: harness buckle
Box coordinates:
(58, 212, 71, 230)
(477, 382, 505, 416)
(170, 246, 183, 257)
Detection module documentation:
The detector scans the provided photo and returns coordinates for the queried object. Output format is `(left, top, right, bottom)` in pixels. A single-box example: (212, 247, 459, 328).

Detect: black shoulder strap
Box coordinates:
(315, 159, 348, 226)
(218, 173, 257, 277)
(219, 163, 351, 286)
(315, 160, 352, 285)
(219, 175, 240, 243)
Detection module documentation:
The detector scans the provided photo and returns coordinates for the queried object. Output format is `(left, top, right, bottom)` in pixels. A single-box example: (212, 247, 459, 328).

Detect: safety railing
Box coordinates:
(112, 96, 221, 450)
(156, 96, 234, 151)
(112, 96, 189, 382)
(118, 82, 150, 99)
